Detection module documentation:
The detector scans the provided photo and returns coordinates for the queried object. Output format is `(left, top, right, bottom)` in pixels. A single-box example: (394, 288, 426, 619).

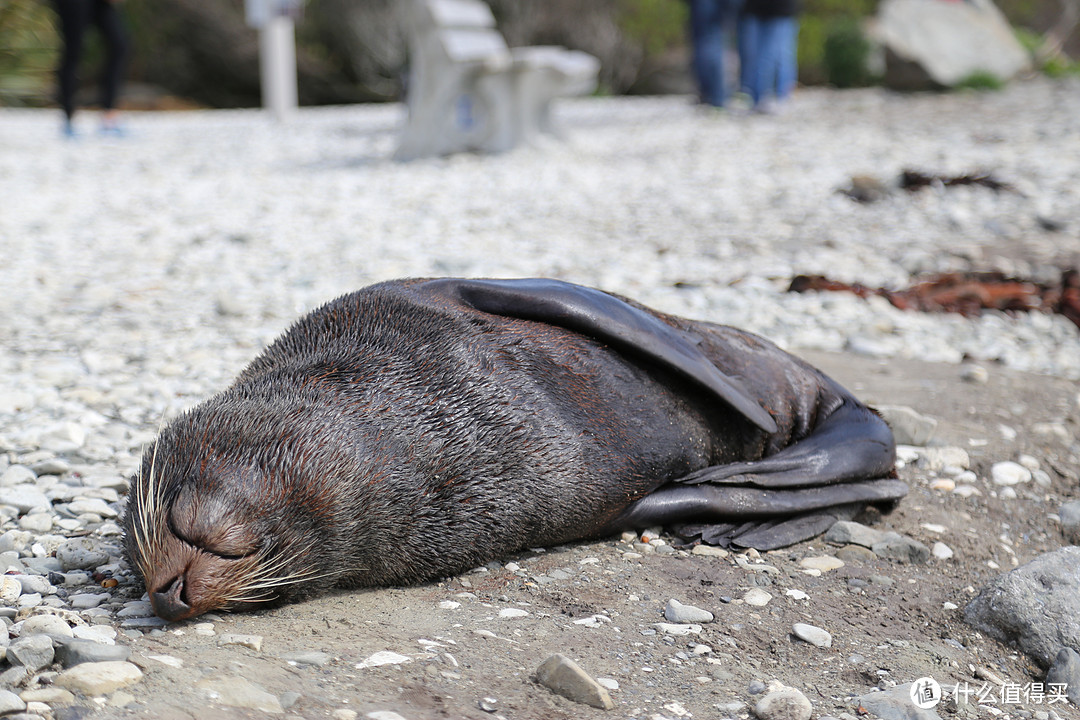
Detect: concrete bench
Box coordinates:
(395, 0, 600, 160)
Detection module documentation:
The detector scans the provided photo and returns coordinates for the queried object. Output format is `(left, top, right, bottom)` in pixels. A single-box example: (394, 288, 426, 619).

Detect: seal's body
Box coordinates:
(123, 278, 904, 621)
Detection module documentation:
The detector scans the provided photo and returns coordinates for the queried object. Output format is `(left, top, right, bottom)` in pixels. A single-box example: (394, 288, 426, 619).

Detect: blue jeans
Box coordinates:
(689, 0, 743, 107)
(737, 14, 799, 106)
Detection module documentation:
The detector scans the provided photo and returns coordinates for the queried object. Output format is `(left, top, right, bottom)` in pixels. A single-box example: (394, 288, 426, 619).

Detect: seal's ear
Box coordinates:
(419, 278, 778, 434)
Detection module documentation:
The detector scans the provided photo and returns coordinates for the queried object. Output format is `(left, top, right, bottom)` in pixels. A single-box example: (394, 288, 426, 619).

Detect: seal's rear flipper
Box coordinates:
(612, 479, 908, 550)
(678, 394, 897, 489)
(672, 504, 865, 551)
(616, 396, 903, 550)
(419, 278, 777, 433)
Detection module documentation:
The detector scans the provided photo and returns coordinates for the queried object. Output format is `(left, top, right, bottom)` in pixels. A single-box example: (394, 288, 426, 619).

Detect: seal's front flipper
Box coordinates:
(679, 393, 896, 489)
(419, 278, 777, 433)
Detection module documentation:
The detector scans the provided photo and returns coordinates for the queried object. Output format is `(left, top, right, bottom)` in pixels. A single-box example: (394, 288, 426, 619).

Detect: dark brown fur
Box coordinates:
(123, 278, 899, 620)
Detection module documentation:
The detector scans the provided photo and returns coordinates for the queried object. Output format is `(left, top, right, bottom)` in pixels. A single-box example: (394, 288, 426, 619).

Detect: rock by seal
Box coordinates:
(122, 278, 905, 621)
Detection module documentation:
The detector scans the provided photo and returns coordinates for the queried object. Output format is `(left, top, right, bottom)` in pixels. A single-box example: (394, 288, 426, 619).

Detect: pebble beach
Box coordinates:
(1, 78, 1080, 718)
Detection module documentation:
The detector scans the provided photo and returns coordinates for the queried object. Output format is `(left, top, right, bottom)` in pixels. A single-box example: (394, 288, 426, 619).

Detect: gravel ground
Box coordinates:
(0, 78, 1079, 720)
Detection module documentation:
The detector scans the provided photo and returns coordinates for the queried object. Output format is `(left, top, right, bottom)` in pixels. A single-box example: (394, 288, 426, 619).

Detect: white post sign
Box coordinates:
(245, 0, 302, 121)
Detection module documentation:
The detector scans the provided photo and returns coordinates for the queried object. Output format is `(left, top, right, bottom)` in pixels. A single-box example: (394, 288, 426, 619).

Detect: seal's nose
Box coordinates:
(150, 575, 193, 621)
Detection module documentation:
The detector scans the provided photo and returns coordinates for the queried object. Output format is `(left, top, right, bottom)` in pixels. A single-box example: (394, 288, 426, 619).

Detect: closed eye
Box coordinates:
(166, 513, 260, 560)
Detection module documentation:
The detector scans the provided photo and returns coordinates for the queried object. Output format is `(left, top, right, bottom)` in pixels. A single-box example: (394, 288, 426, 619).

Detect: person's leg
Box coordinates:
(92, 0, 129, 129)
(737, 13, 761, 103)
(773, 16, 799, 102)
(689, 0, 726, 106)
(53, 0, 89, 132)
(753, 16, 782, 110)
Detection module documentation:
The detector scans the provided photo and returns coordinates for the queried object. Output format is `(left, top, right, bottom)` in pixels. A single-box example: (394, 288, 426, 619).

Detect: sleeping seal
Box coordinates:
(122, 278, 904, 621)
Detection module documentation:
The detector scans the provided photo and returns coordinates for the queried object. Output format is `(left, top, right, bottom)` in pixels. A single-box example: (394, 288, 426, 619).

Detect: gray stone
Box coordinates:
(0, 554, 23, 575)
(54, 538, 110, 571)
(29, 458, 70, 476)
(1059, 501, 1080, 545)
(8, 635, 55, 673)
(0, 487, 49, 514)
(857, 683, 942, 719)
(0, 531, 32, 554)
(0, 689, 25, 714)
(965, 547, 1080, 667)
(0, 466, 36, 487)
(218, 634, 264, 652)
(53, 661, 143, 695)
(876, 405, 937, 446)
(535, 653, 615, 710)
(872, 533, 931, 564)
(792, 623, 832, 648)
(16, 514, 52, 533)
(116, 601, 153, 618)
(835, 545, 876, 563)
(68, 593, 109, 609)
(753, 687, 812, 720)
(19, 687, 76, 704)
(16, 593, 41, 610)
(0, 666, 29, 688)
(875, 0, 1031, 90)
(53, 638, 131, 668)
(281, 651, 331, 667)
(20, 614, 73, 640)
(120, 616, 168, 629)
(664, 599, 713, 624)
(66, 498, 118, 518)
(194, 676, 282, 714)
(1045, 646, 1080, 705)
(916, 447, 970, 472)
(20, 557, 61, 574)
(825, 521, 886, 548)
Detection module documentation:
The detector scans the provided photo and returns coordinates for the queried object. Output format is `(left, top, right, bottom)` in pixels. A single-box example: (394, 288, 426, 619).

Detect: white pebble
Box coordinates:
(356, 651, 412, 669)
(932, 542, 955, 560)
(792, 622, 832, 648)
(498, 608, 529, 618)
(742, 589, 773, 607)
(992, 462, 1031, 485)
(653, 622, 702, 636)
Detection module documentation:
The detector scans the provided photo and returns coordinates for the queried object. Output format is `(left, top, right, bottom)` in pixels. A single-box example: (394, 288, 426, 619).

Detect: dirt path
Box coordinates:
(108, 351, 1079, 720)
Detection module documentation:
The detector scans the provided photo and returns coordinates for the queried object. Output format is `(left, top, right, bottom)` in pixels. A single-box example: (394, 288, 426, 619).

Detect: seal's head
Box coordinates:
(122, 401, 345, 621)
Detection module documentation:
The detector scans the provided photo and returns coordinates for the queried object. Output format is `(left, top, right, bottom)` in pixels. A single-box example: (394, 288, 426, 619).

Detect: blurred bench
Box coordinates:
(395, 0, 600, 160)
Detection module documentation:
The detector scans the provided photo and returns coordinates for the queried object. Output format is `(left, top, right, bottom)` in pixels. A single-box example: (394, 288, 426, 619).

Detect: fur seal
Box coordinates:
(122, 278, 905, 621)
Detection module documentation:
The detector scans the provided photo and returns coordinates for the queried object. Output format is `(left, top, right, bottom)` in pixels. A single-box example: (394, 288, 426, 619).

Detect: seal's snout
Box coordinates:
(150, 575, 195, 621)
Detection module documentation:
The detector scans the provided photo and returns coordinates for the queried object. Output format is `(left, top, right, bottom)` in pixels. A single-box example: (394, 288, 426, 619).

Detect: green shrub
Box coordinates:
(0, 0, 60, 106)
(955, 70, 1006, 90)
(823, 18, 871, 87)
(795, 0, 877, 85)
(616, 0, 688, 57)
(1014, 26, 1080, 78)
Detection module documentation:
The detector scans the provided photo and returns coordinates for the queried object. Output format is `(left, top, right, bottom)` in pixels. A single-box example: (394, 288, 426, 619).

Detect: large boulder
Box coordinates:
(872, 0, 1032, 89)
(964, 546, 1080, 668)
